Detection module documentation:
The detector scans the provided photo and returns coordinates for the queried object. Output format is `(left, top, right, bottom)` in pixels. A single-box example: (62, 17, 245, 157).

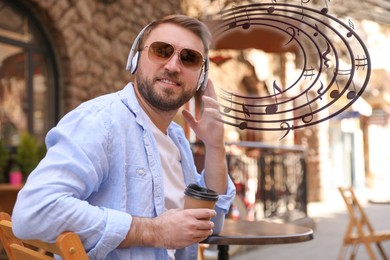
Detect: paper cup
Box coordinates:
(184, 184, 218, 210)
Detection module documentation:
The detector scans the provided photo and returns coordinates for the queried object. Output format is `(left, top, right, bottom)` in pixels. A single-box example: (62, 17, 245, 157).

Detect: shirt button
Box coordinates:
(137, 169, 145, 175)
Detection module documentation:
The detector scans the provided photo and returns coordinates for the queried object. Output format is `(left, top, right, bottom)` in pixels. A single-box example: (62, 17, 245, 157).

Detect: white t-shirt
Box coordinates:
(141, 109, 186, 259)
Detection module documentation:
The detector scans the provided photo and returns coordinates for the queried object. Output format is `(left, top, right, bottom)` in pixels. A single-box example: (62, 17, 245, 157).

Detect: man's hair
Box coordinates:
(139, 14, 212, 56)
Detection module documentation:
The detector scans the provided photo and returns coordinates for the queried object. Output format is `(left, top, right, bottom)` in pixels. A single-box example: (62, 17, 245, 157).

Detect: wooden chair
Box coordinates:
(0, 212, 88, 260)
(338, 187, 390, 260)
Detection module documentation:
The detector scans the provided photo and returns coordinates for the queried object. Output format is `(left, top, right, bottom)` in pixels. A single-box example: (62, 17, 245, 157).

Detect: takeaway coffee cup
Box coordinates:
(184, 184, 219, 210)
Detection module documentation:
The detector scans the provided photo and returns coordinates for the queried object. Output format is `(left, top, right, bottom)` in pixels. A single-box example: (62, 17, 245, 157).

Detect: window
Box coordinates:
(0, 0, 58, 146)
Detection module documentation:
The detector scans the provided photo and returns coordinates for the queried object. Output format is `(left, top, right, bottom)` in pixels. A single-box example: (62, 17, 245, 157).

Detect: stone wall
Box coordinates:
(24, 0, 182, 113)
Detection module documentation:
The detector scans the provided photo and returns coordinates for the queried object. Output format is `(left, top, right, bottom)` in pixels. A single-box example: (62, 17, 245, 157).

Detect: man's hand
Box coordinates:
(153, 209, 216, 249)
(119, 209, 216, 249)
(182, 79, 228, 195)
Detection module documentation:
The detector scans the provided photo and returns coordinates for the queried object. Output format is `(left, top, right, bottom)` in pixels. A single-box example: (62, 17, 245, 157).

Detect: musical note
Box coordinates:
(267, 0, 277, 14)
(313, 24, 319, 37)
(223, 107, 231, 113)
(346, 19, 354, 38)
(304, 66, 315, 79)
(317, 80, 324, 100)
(330, 76, 341, 99)
(322, 41, 331, 69)
(242, 8, 250, 30)
(238, 121, 247, 130)
(220, 90, 233, 113)
(302, 92, 314, 123)
(331, 69, 355, 99)
(346, 80, 356, 100)
(239, 104, 250, 130)
(300, 0, 311, 19)
(242, 104, 251, 117)
(229, 8, 237, 29)
(355, 55, 368, 70)
(285, 27, 297, 46)
(265, 80, 282, 114)
(321, 0, 330, 15)
(279, 121, 294, 140)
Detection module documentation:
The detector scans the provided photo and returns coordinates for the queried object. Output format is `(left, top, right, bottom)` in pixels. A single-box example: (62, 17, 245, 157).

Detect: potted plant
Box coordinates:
(15, 132, 43, 181)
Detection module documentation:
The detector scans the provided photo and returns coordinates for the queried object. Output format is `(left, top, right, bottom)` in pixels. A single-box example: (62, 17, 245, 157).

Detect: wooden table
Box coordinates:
(202, 219, 314, 260)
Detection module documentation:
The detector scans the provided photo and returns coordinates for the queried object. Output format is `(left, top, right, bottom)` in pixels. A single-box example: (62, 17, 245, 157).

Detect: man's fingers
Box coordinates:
(193, 229, 214, 240)
(182, 109, 199, 131)
(186, 208, 216, 219)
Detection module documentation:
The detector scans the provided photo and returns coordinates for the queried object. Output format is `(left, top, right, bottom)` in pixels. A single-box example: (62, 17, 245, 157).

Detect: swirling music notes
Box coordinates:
(212, 2, 371, 137)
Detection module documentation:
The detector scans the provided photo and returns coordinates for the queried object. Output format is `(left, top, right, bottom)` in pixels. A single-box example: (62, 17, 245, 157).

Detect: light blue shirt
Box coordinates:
(12, 83, 236, 260)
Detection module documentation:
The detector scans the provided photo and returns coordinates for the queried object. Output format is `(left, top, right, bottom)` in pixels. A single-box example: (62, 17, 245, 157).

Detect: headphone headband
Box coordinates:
(126, 24, 150, 73)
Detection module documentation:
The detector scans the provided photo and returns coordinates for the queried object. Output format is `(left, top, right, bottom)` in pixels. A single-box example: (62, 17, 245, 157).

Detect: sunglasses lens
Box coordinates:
(147, 41, 203, 70)
(149, 41, 174, 62)
(180, 49, 203, 69)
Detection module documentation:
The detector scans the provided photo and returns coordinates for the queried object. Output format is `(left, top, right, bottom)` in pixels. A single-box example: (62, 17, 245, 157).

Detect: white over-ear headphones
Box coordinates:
(125, 24, 209, 91)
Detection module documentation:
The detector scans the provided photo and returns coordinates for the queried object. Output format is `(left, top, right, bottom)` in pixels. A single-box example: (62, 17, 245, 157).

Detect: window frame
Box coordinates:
(0, 0, 59, 144)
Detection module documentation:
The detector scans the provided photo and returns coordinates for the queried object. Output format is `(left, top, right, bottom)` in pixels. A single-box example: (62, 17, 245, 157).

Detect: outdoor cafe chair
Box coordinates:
(0, 212, 88, 260)
(338, 187, 390, 260)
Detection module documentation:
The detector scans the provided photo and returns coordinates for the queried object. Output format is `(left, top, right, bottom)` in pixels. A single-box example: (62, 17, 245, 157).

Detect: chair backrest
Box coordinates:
(338, 187, 375, 238)
(0, 212, 88, 260)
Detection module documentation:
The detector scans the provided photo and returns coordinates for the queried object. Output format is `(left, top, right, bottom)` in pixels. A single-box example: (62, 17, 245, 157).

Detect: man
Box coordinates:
(12, 14, 236, 259)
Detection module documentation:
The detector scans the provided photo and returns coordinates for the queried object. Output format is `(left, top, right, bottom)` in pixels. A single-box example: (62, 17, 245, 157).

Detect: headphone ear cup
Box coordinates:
(130, 52, 140, 74)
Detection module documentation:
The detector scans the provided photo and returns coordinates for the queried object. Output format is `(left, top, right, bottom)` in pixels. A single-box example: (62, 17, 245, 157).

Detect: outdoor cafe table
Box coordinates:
(201, 219, 314, 260)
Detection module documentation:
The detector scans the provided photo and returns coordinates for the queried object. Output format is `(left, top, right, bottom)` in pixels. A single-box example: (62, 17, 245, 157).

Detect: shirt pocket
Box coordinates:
(124, 164, 155, 216)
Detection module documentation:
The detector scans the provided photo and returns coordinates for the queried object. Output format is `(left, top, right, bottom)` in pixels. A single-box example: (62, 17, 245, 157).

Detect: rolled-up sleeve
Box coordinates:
(12, 101, 133, 259)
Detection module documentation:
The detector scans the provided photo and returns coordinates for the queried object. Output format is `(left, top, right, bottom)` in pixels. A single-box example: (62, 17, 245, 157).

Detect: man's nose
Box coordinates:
(164, 52, 182, 72)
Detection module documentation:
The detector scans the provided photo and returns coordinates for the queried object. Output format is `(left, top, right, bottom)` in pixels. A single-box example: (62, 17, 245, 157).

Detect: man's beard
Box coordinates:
(135, 69, 197, 111)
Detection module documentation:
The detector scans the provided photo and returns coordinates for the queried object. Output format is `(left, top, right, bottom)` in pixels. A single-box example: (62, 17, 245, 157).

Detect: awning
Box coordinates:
(205, 19, 300, 53)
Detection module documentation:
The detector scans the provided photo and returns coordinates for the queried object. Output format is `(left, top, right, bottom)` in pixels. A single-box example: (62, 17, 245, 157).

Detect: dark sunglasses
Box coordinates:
(143, 41, 205, 71)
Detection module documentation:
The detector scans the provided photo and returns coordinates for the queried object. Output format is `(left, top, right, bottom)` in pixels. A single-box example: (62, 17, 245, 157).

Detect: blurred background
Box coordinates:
(0, 0, 390, 259)
(1, 0, 390, 258)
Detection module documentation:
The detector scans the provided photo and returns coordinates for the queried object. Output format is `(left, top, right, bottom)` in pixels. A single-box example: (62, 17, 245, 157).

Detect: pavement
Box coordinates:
(230, 187, 390, 260)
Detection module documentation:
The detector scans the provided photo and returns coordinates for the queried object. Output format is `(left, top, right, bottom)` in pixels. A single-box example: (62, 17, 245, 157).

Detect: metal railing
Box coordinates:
(191, 141, 308, 222)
